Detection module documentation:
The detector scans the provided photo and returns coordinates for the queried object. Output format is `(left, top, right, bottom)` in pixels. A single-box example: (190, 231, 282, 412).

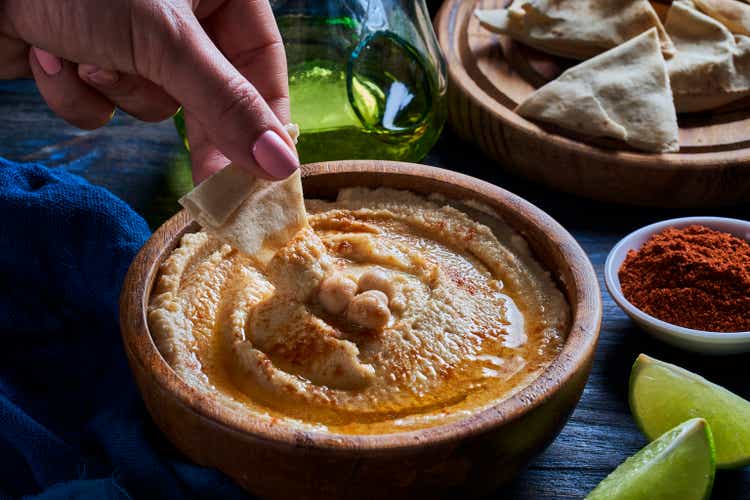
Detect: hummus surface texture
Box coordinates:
(149, 188, 570, 434)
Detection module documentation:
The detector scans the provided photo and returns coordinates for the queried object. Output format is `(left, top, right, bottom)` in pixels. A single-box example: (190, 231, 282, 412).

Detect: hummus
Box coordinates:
(149, 188, 570, 434)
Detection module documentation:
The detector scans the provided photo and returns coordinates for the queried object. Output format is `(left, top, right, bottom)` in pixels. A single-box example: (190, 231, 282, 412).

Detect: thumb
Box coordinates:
(141, 8, 298, 179)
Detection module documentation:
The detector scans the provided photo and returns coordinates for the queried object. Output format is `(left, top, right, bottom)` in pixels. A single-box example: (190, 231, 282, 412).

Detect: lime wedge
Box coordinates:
(630, 354, 750, 469)
(585, 418, 715, 500)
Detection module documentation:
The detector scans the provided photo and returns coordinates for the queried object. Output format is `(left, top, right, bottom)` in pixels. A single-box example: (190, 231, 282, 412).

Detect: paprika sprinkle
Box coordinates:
(618, 224, 750, 333)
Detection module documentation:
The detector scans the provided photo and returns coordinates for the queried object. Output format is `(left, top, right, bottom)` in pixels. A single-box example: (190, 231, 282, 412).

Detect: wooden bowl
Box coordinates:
(435, 0, 750, 207)
(119, 160, 601, 499)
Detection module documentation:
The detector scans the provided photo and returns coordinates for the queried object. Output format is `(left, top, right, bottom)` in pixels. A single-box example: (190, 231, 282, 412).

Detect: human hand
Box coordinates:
(0, 0, 298, 183)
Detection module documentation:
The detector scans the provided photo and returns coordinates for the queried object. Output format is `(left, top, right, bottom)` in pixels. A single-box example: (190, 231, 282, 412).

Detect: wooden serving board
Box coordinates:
(435, 0, 750, 207)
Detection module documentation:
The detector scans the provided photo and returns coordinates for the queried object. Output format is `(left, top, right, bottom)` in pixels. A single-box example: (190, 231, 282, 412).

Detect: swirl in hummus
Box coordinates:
(149, 188, 569, 434)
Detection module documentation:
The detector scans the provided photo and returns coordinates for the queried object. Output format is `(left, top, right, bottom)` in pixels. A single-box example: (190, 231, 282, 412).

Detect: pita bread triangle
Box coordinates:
(666, 0, 750, 112)
(475, 0, 675, 60)
(516, 29, 680, 153)
(179, 124, 308, 266)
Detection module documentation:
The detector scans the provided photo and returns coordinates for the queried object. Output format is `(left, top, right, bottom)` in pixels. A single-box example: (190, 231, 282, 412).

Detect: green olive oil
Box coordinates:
(281, 15, 445, 163)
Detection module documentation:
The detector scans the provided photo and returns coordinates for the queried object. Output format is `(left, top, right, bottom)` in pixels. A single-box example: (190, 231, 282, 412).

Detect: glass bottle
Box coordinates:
(273, 0, 447, 163)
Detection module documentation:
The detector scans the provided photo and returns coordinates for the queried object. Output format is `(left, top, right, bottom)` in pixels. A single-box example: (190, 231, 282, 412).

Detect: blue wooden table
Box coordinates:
(1, 78, 748, 499)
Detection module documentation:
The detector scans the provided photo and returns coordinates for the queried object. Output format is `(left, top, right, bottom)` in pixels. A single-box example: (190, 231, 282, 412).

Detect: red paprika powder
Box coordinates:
(618, 224, 750, 332)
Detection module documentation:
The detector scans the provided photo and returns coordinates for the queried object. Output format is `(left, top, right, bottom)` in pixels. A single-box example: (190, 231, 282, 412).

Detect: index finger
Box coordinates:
(200, 0, 291, 125)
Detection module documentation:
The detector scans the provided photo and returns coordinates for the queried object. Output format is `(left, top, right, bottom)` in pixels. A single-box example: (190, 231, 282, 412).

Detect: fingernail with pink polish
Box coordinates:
(32, 48, 62, 76)
(80, 64, 119, 86)
(252, 130, 300, 179)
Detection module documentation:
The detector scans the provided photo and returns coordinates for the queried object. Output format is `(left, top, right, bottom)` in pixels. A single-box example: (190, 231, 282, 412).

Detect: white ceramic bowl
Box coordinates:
(604, 216, 750, 355)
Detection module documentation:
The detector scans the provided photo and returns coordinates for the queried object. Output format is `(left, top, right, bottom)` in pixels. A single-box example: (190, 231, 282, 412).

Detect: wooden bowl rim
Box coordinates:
(436, 0, 750, 169)
(120, 160, 601, 452)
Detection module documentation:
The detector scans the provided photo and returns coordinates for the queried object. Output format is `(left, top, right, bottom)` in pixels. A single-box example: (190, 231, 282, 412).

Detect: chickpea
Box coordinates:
(318, 273, 358, 315)
(357, 269, 394, 299)
(346, 290, 391, 330)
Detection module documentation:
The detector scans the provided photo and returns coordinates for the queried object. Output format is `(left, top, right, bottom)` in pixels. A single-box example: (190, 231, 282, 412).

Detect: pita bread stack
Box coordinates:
(475, 0, 750, 153)
(475, 0, 675, 60)
(179, 124, 308, 266)
(666, 0, 750, 112)
(516, 29, 679, 153)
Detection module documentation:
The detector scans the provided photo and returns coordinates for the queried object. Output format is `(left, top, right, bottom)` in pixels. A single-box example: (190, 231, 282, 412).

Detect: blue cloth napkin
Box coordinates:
(0, 158, 247, 499)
